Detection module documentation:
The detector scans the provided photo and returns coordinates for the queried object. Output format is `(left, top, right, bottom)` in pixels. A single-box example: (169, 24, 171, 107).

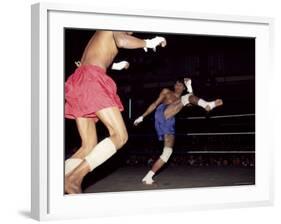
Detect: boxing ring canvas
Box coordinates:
(31, 2, 274, 221)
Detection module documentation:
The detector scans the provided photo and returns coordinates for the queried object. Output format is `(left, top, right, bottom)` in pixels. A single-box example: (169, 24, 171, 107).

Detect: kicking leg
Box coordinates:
(181, 94, 223, 112)
(189, 95, 223, 112)
(164, 99, 184, 119)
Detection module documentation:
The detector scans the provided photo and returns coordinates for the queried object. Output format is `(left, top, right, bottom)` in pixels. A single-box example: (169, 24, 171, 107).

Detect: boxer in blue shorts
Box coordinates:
(154, 104, 176, 141)
(134, 78, 223, 184)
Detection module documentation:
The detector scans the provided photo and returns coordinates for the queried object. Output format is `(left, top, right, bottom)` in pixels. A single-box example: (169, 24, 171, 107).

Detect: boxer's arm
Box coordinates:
(113, 32, 146, 49)
(134, 89, 168, 126)
(141, 88, 169, 118)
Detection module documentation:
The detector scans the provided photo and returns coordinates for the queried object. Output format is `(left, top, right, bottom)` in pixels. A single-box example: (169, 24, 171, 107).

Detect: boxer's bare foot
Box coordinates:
(65, 174, 82, 194)
(64, 160, 90, 194)
(205, 99, 223, 112)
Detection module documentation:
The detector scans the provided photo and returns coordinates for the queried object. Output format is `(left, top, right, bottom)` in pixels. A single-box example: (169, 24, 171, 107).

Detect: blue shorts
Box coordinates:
(154, 104, 175, 141)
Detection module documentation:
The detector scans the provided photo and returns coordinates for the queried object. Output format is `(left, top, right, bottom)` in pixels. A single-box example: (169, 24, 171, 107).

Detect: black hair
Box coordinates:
(175, 77, 185, 86)
(174, 76, 187, 95)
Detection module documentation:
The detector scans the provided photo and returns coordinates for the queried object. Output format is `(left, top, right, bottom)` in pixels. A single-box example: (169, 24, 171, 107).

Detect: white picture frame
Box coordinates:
(31, 2, 274, 221)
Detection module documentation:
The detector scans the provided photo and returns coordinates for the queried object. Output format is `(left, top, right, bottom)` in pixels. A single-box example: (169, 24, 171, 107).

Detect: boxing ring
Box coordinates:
(82, 113, 255, 193)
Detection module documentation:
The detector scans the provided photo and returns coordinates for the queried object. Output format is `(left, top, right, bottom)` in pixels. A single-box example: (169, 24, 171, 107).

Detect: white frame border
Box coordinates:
(31, 2, 274, 221)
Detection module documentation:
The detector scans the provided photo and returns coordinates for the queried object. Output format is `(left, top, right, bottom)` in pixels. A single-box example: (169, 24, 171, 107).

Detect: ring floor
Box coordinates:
(82, 165, 255, 193)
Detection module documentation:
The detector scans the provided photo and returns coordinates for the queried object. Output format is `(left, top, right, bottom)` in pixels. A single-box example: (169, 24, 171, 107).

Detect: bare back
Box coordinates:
(80, 31, 118, 69)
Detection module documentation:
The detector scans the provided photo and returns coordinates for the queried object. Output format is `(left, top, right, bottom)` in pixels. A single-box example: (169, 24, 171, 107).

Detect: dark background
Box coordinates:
(64, 29, 255, 179)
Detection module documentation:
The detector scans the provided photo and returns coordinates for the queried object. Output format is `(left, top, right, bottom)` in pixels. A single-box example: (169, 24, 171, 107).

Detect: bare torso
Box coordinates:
(80, 31, 118, 70)
(162, 89, 181, 105)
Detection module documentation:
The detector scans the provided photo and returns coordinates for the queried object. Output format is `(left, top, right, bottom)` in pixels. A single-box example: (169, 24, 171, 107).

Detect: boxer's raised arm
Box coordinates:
(113, 32, 166, 51)
(113, 32, 146, 49)
(134, 88, 169, 126)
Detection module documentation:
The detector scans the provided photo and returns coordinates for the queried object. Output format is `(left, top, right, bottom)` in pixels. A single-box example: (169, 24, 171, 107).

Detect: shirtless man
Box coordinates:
(134, 78, 223, 184)
(64, 31, 166, 194)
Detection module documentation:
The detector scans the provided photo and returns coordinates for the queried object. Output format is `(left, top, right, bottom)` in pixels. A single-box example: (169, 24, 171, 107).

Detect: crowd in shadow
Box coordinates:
(125, 154, 255, 168)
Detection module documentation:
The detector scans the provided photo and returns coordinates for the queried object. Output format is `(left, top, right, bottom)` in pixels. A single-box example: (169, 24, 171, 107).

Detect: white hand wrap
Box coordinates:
(134, 116, 144, 125)
(111, 61, 129, 70)
(144, 36, 166, 52)
(184, 78, 193, 93)
(74, 61, 81, 67)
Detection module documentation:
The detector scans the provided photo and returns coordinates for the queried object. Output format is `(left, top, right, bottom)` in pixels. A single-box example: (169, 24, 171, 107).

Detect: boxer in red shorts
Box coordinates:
(64, 31, 167, 194)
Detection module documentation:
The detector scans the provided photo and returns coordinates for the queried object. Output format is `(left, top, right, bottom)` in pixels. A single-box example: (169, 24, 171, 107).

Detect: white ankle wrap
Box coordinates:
(198, 99, 208, 108)
(198, 99, 216, 110)
(65, 158, 82, 175)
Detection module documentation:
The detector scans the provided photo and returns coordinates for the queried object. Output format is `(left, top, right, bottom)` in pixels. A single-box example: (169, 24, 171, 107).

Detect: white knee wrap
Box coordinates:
(181, 93, 193, 106)
(160, 147, 173, 163)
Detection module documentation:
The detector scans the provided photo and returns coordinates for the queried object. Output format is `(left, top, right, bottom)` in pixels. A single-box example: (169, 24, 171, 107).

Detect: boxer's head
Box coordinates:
(174, 78, 186, 95)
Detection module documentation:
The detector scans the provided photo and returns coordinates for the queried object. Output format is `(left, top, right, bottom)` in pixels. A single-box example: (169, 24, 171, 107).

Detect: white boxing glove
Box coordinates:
(134, 116, 144, 126)
(144, 36, 166, 52)
(111, 61, 130, 70)
(75, 61, 81, 67)
(184, 78, 193, 93)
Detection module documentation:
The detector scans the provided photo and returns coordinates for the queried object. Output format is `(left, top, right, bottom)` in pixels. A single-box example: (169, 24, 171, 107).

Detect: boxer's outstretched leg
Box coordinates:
(189, 95, 223, 112)
(181, 94, 223, 112)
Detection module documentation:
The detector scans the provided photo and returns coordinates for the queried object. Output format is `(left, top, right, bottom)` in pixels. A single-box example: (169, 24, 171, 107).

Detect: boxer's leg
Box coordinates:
(181, 94, 223, 112)
(65, 107, 128, 194)
(189, 95, 223, 112)
(164, 99, 184, 119)
(65, 117, 97, 175)
(142, 134, 174, 185)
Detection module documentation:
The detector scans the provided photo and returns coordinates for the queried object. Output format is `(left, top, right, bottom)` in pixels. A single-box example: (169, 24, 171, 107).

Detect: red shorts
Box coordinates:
(65, 64, 124, 122)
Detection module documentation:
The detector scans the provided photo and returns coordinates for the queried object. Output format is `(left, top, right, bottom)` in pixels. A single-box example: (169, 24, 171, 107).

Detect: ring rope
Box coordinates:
(180, 113, 255, 120)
